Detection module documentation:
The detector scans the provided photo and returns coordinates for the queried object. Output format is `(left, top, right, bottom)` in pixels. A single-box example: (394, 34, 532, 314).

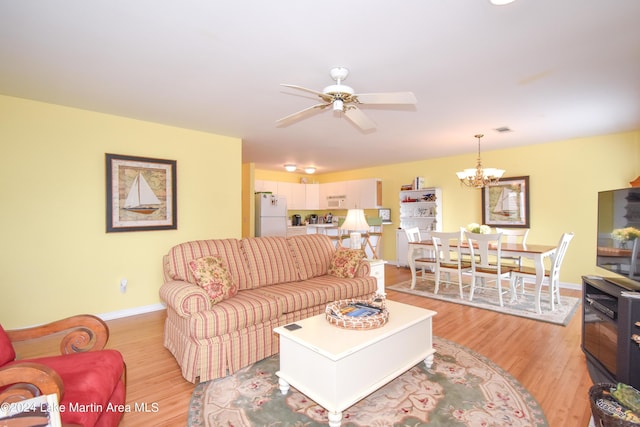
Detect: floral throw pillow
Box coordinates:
(328, 248, 366, 278)
(188, 256, 238, 304)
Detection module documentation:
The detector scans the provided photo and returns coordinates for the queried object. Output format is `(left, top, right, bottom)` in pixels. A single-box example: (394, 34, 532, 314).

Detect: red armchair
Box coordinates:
(0, 315, 126, 426)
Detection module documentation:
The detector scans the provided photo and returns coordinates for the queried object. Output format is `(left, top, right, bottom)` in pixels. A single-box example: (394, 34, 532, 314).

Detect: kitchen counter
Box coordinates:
(286, 226, 308, 238)
(306, 223, 339, 237)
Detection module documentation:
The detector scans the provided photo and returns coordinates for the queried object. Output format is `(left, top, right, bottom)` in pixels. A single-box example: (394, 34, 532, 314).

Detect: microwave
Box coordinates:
(327, 195, 347, 208)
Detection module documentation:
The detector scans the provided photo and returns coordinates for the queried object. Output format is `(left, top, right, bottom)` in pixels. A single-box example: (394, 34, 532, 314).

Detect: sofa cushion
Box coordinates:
(252, 281, 334, 313)
(188, 256, 239, 304)
(166, 239, 252, 290)
(0, 324, 16, 366)
(287, 234, 335, 280)
(241, 237, 299, 288)
(328, 247, 366, 278)
(188, 292, 282, 337)
(302, 274, 378, 301)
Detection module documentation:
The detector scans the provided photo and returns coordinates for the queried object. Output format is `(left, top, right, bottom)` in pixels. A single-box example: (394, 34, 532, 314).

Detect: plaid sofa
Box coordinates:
(159, 234, 377, 383)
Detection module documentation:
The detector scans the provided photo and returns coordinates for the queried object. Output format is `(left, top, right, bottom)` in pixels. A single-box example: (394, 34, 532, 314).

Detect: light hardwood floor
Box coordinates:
(13, 266, 593, 426)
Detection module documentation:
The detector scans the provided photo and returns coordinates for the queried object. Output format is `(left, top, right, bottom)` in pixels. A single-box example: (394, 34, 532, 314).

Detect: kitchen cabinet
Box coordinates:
(305, 183, 320, 210)
(346, 178, 382, 209)
(320, 181, 348, 209)
(278, 182, 306, 210)
(320, 179, 381, 209)
(255, 179, 279, 194)
(256, 178, 382, 210)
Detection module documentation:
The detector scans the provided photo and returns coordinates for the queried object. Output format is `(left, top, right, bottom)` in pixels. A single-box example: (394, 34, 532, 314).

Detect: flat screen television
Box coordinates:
(596, 187, 640, 291)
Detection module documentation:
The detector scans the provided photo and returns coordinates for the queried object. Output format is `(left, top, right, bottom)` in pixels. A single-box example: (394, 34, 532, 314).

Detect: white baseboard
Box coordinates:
(97, 303, 166, 322)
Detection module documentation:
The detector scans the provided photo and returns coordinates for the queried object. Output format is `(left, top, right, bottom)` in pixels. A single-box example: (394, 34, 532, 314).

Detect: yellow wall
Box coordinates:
(257, 131, 640, 285)
(0, 95, 243, 328)
(3, 91, 637, 327)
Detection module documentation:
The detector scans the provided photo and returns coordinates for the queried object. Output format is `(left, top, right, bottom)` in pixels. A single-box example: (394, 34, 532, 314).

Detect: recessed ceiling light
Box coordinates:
(284, 164, 296, 172)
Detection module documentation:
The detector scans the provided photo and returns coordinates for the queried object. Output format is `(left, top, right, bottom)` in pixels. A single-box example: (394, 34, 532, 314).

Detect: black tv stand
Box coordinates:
(603, 275, 640, 292)
(582, 276, 640, 388)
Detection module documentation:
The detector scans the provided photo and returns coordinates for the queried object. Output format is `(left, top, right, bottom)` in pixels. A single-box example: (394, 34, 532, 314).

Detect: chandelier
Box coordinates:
(456, 134, 505, 188)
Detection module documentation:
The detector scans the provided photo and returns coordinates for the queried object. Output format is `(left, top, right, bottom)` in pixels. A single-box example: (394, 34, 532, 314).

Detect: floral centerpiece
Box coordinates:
(466, 223, 491, 234)
(612, 227, 640, 247)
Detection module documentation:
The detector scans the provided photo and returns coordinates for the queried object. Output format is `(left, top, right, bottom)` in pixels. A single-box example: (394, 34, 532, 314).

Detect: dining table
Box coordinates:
(407, 240, 558, 314)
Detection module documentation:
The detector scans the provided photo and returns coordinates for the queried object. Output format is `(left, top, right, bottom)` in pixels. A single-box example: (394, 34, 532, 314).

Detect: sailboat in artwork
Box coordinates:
(493, 187, 519, 217)
(124, 172, 161, 214)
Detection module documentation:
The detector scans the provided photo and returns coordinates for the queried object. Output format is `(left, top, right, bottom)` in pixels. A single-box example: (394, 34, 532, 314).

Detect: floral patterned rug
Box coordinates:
(388, 279, 580, 326)
(187, 336, 548, 427)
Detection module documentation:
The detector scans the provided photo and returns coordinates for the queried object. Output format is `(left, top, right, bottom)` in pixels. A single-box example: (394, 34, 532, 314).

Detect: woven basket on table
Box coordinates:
(589, 383, 640, 426)
(325, 297, 388, 330)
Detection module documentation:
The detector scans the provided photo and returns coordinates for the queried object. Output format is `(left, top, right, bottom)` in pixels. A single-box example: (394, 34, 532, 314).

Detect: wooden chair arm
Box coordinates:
(6, 315, 109, 354)
(0, 362, 64, 403)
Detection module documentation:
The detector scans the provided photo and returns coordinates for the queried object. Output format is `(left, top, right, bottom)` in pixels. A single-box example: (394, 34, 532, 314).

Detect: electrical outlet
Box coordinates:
(120, 278, 127, 294)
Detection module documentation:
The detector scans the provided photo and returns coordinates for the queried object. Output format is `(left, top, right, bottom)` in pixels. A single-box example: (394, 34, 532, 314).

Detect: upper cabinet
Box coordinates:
(347, 178, 382, 209)
(305, 183, 320, 210)
(256, 178, 382, 210)
(255, 179, 278, 194)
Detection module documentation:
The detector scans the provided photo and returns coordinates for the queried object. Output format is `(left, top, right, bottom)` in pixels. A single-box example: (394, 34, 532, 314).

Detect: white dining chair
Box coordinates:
(405, 227, 436, 280)
(431, 231, 471, 298)
(495, 228, 530, 268)
(509, 232, 574, 312)
(465, 231, 512, 307)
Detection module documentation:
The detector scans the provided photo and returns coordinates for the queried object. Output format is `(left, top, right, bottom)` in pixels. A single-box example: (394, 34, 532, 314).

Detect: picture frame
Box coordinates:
(106, 153, 177, 232)
(378, 208, 391, 223)
(481, 176, 529, 228)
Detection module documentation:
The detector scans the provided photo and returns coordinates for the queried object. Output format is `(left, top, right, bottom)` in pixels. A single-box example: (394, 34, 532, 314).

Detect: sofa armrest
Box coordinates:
(159, 280, 210, 317)
(354, 259, 371, 278)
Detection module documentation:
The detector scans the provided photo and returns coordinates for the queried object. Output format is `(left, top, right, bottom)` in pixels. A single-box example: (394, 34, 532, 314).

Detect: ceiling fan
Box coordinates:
(276, 67, 417, 131)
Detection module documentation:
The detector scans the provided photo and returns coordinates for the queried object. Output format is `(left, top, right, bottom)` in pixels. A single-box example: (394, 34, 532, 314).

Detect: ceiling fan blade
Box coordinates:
(344, 106, 376, 131)
(276, 103, 330, 126)
(354, 91, 417, 105)
(281, 84, 333, 103)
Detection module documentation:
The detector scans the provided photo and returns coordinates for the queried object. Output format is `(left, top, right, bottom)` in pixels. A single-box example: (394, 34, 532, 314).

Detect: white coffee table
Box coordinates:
(274, 300, 436, 427)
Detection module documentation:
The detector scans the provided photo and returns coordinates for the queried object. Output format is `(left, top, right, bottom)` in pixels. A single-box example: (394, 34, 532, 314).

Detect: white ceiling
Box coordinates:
(1, 1, 639, 174)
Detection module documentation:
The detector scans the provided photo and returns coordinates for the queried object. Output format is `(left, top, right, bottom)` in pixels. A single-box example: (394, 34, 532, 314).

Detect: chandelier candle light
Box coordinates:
(456, 134, 505, 188)
(341, 209, 370, 250)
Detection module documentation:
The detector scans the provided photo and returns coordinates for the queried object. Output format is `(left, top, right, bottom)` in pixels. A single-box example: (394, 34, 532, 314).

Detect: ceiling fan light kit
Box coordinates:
(277, 67, 417, 131)
(456, 134, 505, 188)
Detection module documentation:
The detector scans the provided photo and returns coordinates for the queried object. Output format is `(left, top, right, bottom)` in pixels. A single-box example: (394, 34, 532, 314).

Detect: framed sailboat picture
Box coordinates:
(481, 176, 529, 228)
(106, 154, 177, 232)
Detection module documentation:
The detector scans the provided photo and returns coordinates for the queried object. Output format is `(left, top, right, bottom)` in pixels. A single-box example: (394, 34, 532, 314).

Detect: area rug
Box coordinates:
(387, 278, 579, 326)
(187, 336, 547, 427)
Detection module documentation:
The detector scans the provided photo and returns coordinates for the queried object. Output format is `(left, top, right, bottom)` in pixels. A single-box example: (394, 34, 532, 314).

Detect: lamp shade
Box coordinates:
(341, 209, 369, 232)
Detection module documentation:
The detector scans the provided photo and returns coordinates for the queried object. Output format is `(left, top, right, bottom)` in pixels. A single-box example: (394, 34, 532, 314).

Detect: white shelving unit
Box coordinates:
(396, 187, 442, 266)
(399, 188, 442, 231)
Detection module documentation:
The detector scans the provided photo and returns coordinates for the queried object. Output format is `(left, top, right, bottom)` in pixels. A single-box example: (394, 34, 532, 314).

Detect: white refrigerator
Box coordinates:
(255, 193, 287, 237)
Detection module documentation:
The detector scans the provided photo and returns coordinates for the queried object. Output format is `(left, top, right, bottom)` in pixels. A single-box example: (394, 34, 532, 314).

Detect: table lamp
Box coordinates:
(341, 209, 369, 250)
